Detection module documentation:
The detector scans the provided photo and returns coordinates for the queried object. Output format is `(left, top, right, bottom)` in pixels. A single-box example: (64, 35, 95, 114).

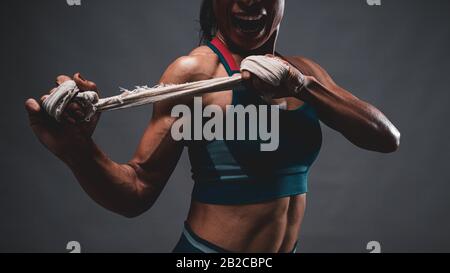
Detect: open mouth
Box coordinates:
(231, 13, 267, 34)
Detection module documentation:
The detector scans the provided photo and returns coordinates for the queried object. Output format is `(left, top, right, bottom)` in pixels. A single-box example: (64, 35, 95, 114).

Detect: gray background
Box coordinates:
(1, 0, 449, 253)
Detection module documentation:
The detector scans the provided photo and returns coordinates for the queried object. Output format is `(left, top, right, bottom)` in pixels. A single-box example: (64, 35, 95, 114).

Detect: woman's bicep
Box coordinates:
(127, 55, 207, 187)
(128, 51, 216, 183)
(128, 103, 184, 193)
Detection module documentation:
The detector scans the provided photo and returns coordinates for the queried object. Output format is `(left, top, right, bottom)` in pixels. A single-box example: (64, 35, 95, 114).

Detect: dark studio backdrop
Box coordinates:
(1, 0, 449, 253)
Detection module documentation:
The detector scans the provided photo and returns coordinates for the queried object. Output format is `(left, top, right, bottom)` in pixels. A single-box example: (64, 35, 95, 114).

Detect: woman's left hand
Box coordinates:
(241, 54, 311, 100)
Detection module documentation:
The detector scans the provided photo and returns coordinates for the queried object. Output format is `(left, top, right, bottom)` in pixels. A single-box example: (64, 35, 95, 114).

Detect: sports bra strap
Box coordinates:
(207, 37, 241, 75)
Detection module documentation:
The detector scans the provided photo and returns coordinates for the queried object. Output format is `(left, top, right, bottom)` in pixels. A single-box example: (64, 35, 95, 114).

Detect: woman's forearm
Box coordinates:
(62, 138, 153, 217)
(297, 77, 401, 153)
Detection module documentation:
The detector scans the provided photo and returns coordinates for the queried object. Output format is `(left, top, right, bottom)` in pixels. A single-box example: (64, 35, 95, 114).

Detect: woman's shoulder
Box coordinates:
(164, 46, 220, 83)
(155, 46, 222, 113)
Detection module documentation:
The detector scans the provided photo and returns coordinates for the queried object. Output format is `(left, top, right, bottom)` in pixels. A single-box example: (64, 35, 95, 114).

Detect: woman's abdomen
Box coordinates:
(186, 194, 306, 253)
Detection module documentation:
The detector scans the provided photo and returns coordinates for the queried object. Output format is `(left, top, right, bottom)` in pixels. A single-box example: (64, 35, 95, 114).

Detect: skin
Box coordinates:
(25, 0, 400, 252)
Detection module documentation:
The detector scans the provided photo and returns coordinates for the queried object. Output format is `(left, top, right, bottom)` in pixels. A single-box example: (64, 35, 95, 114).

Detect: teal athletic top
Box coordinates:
(187, 37, 322, 205)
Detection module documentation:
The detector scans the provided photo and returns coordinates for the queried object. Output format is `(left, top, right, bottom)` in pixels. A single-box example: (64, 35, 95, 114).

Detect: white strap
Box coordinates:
(43, 55, 302, 121)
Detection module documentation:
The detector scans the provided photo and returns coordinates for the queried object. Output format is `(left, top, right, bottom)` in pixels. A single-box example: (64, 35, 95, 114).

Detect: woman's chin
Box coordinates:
(230, 30, 270, 51)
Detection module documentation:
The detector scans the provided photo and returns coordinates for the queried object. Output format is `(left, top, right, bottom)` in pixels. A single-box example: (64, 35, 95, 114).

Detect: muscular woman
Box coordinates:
(25, 0, 400, 253)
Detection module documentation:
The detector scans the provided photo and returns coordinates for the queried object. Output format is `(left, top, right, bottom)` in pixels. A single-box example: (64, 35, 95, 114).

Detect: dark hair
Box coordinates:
(199, 0, 217, 44)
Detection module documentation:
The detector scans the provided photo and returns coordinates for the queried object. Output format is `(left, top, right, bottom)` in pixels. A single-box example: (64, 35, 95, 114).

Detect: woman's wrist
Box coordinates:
(290, 68, 315, 100)
(61, 137, 97, 168)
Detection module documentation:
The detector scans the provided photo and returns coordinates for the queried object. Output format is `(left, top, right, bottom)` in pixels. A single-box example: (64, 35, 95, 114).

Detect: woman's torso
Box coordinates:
(184, 39, 321, 252)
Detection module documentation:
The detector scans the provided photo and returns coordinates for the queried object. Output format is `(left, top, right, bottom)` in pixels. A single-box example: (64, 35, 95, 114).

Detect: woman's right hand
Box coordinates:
(25, 73, 101, 162)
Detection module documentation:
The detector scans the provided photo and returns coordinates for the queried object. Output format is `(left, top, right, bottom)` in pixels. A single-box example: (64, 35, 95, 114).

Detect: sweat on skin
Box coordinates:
(171, 97, 280, 152)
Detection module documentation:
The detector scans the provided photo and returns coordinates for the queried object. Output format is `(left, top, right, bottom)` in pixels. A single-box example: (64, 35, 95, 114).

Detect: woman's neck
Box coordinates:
(216, 31, 278, 59)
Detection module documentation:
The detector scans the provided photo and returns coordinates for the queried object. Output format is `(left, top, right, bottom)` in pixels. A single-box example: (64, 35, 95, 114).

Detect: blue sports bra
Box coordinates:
(187, 37, 322, 205)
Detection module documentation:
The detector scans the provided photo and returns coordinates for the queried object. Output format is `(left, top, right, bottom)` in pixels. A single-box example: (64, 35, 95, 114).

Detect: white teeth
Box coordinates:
(234, 14, 264, 21)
